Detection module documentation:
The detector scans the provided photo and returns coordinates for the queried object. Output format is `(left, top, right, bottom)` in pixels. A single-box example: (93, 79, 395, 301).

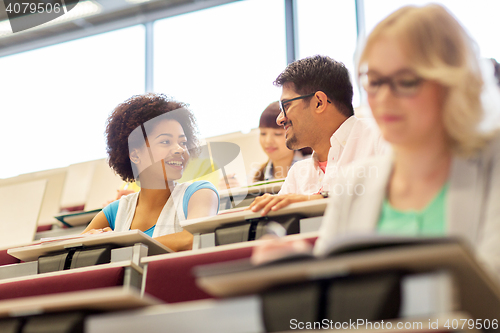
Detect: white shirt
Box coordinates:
(262, 151, 307, 181)
(278, 116, 388, 195)
(114, 182, 189, 237)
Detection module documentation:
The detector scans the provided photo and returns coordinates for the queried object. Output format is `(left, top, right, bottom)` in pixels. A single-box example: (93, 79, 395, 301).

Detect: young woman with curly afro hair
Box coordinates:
(83, 93, 219, 251)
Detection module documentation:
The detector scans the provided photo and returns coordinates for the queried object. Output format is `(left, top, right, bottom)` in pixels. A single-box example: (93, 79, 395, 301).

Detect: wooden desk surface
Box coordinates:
(141, 231, 319, 265)
(7, 230, 172, 262)
(196, 241, 500, 298)
(0, 286, 161, 318)
(196, 240, 500, 321)
(0, 260, 141, 285)
(181, 199, 327, 234)
(87, 295, 478, 333)
(218, 180, 284, 198)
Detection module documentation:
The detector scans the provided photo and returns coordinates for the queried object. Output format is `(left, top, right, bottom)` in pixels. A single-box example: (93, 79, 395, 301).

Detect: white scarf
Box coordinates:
(114, 182, 190, 237)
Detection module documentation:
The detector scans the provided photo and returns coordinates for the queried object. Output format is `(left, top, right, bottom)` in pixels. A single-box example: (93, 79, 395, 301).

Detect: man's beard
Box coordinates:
(286, 134, 299, 150)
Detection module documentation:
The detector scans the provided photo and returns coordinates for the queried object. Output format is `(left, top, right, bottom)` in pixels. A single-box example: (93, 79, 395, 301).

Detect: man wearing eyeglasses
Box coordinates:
(248, 55, 387, 216)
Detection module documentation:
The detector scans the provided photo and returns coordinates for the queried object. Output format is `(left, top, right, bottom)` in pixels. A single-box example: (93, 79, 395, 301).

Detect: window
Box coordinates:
(364, 0, 500, 60)
(296, 0, 360, 107)
(0, 25, 145, 178)
(154, 0, 287, 139)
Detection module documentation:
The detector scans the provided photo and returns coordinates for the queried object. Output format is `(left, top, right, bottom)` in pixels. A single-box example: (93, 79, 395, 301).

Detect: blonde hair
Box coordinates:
(359, 4, 491, 156)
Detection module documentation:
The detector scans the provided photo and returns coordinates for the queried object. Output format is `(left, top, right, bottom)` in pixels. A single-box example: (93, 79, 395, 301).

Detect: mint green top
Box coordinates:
(377, 183, 449, 236)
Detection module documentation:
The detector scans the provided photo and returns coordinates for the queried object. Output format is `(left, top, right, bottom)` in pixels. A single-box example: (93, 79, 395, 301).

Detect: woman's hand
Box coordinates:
(82, 227, 113, 235)
(251, 235, 313, 265)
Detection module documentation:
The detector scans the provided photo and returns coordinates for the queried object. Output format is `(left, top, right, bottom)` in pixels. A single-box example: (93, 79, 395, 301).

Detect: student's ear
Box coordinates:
(314, 91, 329, 114)
(130, 149, 141, 165)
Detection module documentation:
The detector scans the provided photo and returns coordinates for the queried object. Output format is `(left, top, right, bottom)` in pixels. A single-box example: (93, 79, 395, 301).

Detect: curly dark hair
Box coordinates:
(274, 55, 354, 118)
(105, 93, 200, 182)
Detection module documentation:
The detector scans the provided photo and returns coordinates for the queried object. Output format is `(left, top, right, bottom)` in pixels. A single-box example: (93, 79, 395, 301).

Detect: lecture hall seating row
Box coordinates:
(0, 232, 318, 304)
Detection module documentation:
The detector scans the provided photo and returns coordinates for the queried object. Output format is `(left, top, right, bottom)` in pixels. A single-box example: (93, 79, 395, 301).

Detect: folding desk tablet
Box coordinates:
(0, 231, 168, 332)
(182, 199, 326, 249)
(140, 232, 318, 304)
(86, 295, 265, 333)
(8, 229, 171, 258)
(86, 301, 480, 333)
(85, 237, 492, 333)
(218, 179, 284, 210)
(194, 237, 500, 332)
(2, 231, 171, 291)
(0, 287, 160, 333)
(17, 309, 484, 333)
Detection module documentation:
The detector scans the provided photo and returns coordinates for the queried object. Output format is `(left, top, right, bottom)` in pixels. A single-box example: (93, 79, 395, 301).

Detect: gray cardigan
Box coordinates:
(314, 134, 500, 280)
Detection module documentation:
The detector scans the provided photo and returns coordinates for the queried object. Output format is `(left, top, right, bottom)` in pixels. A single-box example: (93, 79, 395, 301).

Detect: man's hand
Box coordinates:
(247, 193, 322, 216)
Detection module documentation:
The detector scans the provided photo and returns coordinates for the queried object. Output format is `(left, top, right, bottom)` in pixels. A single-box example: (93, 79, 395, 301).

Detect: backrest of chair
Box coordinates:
(0, 179, 47, 249)
(59, 160, 97, 210)
(0, 249, 19, 267)
(145, 247, 254, 303)
(0, 168, 67, 227)
(0, 266, 125, 301)
(206, 129, 267, 185)
(143, 236, 318, 304)
(85, 159, 124, 211)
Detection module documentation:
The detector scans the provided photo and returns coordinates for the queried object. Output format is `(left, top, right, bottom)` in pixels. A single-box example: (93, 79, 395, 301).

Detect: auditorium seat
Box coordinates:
(36, 225, 53, 233)
(0, 266, 125, 302)
(144, 235, 318, 303)
(0, 249, 19, 267)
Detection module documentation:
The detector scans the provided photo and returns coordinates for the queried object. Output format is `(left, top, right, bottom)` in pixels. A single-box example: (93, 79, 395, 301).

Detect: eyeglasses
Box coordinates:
(279, 93, 315, 117)
(359, 70, 424, 97)
(279, 93, 331, 117)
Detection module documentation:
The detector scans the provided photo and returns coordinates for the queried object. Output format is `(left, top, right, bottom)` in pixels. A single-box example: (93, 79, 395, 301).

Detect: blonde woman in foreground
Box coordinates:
(313, 4, 500, 280)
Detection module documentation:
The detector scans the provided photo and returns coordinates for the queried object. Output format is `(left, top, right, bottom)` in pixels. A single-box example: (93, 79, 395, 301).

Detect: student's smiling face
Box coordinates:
(276, 83, 314, 150)
(259, 127, 293, 162)
(132, 119, 190, 183)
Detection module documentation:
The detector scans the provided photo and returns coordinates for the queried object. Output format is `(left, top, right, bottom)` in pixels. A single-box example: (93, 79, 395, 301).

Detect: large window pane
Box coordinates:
(154, 0, 287, 139)
(296, 0, 359, 107)
(364, 0, 500, 60)
(0, 25, 145, 179)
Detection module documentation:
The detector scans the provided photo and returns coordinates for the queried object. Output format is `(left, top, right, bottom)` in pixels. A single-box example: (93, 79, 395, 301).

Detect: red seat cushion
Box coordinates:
(144, 237, 317, 304)
(145, 247, 253, 303)
(0, 249, 19, 267)
(36, 225, 53, 233)
(0, 266, 124, 301)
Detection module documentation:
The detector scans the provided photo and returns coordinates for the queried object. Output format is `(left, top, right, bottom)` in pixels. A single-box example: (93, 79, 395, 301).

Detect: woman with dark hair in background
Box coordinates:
(253, 101, 310, 183)
(220, 102, 310, 189)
